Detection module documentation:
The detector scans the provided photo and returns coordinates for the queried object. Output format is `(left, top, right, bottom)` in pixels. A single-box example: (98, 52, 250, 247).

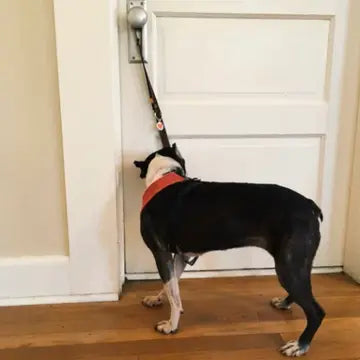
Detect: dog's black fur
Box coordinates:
(134, 144, 325, 356)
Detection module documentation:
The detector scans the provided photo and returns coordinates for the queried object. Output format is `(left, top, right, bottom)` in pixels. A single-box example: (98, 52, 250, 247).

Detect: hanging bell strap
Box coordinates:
(136, 30, 171, 148)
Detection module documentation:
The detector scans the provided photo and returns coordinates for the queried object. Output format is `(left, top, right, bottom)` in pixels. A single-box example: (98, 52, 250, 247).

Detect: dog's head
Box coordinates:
(133, 143, 186, 179)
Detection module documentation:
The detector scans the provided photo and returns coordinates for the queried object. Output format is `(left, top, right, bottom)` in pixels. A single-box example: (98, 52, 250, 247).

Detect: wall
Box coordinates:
(345, 106, 360, 283)
(0, 0, 68, 256)
(343, 0, 360, 283)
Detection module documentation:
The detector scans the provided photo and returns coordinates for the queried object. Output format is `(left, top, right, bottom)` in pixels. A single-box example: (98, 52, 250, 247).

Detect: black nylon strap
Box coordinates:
(185, 256, 199, 266)
(136, 31, 171, 148)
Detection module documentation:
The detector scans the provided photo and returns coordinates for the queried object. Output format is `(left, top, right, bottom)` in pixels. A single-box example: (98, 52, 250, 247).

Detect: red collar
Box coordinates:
(142, 172, 185, 210)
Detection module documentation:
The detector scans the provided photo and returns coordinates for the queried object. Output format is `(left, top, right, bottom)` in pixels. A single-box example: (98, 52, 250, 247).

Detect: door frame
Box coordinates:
(52, 0, 124, 296)
(53, 0, 125, 295)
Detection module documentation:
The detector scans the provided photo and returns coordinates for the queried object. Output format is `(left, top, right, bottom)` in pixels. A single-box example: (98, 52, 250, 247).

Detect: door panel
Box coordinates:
(169, 137, 320, 271)
(176, 138, 321, 198)
(158, 18, 329, 97)
(120, 0, 348, 275)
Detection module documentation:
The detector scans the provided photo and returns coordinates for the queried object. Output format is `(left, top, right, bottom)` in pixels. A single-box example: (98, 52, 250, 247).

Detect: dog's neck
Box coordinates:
(146, 154, 183, 188)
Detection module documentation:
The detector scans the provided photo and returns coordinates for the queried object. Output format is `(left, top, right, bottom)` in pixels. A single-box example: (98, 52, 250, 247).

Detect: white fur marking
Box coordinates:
(271, 297, 291, 310)
(155, 320, 174, 334)
(145, 154, 181, 187)
(155, 277, 182, 334)
(142, 290, 165, 307)
(280, 340, 309, 357)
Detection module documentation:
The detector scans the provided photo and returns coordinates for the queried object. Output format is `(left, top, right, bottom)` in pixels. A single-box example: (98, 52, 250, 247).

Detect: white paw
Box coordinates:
(142, 295, 164, 308)
(155, 320, 177, 334)
(271, 297, 291, 310)
(280, 340, 309, 357)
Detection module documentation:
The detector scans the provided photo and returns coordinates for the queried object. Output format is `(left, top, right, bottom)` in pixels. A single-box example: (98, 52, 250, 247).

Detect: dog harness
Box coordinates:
(142, 172, 199, 267)
(142, 172, 185, 210)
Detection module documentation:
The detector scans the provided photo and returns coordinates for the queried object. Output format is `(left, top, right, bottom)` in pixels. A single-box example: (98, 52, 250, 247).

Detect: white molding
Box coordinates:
(0, 256, 70, 299)
(53, 0, 120, 295)
(150, 0, 340, 16)
(113, 0, 126, 291)
(314, 0, 350, 266)
(0, 256, 120, 305)
(0, 293, 118, 307)
(126, 267, 343, 281)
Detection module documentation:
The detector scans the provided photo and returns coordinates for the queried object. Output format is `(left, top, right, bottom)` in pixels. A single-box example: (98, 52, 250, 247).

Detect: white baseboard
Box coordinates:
(0, 256, 70, 299)
(126, 266, 343, 281)
(0, 293, 118, 307)
(0, 255, 119, 306)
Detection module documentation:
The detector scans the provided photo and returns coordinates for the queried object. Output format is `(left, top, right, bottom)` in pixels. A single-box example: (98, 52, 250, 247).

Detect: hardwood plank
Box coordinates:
(0, 275, 359, 360)
(0, 317, 359, 349)
(0, 334, 282, 360)
(140, 348, 360, 360)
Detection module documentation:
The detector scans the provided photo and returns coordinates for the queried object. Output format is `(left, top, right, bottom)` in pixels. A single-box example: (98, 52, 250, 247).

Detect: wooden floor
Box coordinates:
(0, 274, 360, 360)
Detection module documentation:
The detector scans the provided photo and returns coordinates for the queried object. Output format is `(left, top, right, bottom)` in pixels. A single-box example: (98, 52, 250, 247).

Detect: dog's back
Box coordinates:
(141, 180, 322, 256)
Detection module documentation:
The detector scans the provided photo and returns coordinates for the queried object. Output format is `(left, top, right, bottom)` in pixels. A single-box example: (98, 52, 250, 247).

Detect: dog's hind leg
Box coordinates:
(142, 289, 166, 308)
(142, 254, 188, 309)
(271, 295, 293, 310)
(276, 225, 325, 356)
(151, 251, 184, 334)
(278, 272, 325, 357)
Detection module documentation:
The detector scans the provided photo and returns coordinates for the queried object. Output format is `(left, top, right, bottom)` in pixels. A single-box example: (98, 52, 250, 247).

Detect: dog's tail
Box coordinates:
(308, 199, 323, 222)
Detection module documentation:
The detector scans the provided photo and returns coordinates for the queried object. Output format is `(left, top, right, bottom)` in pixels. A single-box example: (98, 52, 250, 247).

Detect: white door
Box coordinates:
(119, 1, 349, 277)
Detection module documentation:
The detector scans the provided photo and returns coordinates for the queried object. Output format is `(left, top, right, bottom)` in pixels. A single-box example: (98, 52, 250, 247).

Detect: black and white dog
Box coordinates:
(134, 144, 325, 357)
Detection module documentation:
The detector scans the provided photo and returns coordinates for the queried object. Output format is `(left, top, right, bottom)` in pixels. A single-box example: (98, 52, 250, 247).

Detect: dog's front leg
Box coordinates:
(143, 253, 187, 310)
(157, 275, 182, 334)
(152, 251, 183, 334)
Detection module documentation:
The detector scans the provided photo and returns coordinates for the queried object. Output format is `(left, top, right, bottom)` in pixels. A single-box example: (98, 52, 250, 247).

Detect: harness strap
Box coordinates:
(185, 256, 199, 266)
(136, 31, 171, 148)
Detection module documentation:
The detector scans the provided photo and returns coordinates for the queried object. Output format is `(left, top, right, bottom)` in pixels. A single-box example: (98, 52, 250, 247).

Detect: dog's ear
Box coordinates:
(133, 160, 144, 168)
(171, 143, 186, 174)
(172, 143, 182, 158)
(172, 143, 181, 157)
(133, 160, 148, 179)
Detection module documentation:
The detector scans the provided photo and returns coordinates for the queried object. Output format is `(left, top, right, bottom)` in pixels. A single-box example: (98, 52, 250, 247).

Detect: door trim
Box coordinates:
(52, 0, 122, 294)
